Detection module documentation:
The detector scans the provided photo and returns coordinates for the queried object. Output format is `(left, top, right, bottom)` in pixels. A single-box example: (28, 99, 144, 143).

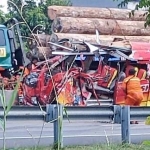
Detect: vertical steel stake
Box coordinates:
(53, 104, 63, 149)
(113, 105, 121, 124)
(121, 105, 131, 144)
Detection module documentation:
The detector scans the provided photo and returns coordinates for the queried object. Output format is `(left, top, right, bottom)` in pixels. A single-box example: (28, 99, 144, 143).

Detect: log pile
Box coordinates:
(47, 6, 150, 44)
(27, 6, 150, 60)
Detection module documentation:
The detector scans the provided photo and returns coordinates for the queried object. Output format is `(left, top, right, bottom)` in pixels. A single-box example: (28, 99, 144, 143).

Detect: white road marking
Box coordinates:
(0, 132, 150, 140)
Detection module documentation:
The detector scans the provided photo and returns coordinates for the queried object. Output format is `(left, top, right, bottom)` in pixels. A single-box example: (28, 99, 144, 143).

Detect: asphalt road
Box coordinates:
(0, 120, 150, 148)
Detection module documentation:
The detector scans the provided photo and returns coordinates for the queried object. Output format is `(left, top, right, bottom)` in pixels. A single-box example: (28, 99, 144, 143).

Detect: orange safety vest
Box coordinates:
(23, 67, 30, 78)
(122, 75, 143, 106)
(123, 76, 142, 93)
(22, 63, 35, 78)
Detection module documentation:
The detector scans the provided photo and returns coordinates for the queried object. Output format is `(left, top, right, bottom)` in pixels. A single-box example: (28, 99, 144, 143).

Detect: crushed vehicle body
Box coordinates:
(1, 6, 150, 108)
(21, 34, 150, 107)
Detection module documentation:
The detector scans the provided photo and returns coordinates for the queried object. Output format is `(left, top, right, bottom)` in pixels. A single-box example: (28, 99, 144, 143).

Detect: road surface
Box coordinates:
(0, 120, 150, 148)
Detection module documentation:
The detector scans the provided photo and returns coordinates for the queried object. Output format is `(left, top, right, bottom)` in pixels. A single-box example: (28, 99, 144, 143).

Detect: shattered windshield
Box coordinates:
(0, 30, 6, 46)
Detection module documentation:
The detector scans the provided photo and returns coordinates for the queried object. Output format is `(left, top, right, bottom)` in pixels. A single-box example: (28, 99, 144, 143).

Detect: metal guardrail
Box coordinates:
(63, 106, 114, 121)
(0, 106, 46, 120)
(130, 106, 150, 120)
(0, 105, 150, 148)
(0, 105, 150, 121)
(114, 105, 150, 122)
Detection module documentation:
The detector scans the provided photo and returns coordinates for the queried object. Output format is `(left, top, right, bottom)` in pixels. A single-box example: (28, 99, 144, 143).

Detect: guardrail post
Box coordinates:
(46, 104, 55, 122)
(53, 104, 63, 149)
(121, 106, 131, 144)
(113, 105, 121, 124)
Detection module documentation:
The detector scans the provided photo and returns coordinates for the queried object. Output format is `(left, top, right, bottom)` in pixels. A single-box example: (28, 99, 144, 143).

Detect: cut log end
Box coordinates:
(49, 33, 59, 43)
(48, 8, 57, 20)
(51, 18, 63, 33)
(38, 47, 52, 60)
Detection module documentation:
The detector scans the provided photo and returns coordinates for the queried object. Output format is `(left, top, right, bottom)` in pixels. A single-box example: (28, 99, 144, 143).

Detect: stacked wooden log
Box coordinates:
(27, 33, 59, 60)
(47, 6, 150, 45)
(27, 6, 150, 60)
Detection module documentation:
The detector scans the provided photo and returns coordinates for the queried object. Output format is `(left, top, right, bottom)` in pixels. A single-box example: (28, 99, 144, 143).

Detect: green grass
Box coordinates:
(9, 144, 150, 150)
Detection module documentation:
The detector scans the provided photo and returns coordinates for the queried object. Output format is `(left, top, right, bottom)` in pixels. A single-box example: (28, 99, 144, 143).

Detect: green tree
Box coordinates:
(114, 0, 150, 27)
(7, 0, 71, 37)
(39, 0, 72, 34)
(0, 5, 6, 24)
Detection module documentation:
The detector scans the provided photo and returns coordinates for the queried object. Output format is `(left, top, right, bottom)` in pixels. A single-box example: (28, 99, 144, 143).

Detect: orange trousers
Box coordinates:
(125, 91, 143, 106)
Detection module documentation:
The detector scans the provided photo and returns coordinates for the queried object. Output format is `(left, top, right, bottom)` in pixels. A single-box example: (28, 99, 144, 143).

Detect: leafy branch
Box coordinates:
(114, 0, 150, 27)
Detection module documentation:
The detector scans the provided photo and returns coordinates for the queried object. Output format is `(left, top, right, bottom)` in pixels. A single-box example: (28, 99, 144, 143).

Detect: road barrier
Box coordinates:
(0, 105, 150, 148)
(63, 106, 114, 121)
(1, 105, 149, 122)
(130, 106, 150, 120)
(0, 106, 46, 120)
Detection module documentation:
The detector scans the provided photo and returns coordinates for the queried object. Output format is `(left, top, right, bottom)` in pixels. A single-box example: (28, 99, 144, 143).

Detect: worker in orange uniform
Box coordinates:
(122, 68, 144, 124)
(22, 57, 38, 78)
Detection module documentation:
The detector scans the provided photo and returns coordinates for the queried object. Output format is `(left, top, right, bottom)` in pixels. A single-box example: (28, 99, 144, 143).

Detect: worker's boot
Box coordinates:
(130, 121, 134, 124)
(130, 121, 138, 124)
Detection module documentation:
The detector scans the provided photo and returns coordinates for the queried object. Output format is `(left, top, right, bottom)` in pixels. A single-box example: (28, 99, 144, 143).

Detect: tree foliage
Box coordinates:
(114, 0, 150, 27)
(0, 5, 6, 23)
(6, 0, 71, 37)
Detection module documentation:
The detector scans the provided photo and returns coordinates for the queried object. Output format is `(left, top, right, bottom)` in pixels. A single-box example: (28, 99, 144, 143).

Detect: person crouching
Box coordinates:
(122, 68, 144, 124)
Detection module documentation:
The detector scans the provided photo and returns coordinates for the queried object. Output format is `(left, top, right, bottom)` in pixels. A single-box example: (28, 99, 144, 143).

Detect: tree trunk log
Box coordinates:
(55, 33, 150, 44)
(28, 34, 58, 49)
(29, 33, 150, 46)
(48, 6, 146, 21)
(52, 17, 150, 36)
(27, 34, 59, 61)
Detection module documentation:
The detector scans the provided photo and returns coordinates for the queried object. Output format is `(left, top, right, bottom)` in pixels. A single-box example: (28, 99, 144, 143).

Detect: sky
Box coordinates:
(71, 0, 125, 8)
(0, 0, 42, 13)
(1, 0, 138, 13)
(1, 0, 7, 13)
(0, 0, 126, 13)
